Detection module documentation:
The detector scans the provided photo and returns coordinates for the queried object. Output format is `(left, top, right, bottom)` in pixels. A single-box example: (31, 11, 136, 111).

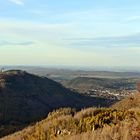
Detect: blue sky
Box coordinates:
(0, 0, 140, 67)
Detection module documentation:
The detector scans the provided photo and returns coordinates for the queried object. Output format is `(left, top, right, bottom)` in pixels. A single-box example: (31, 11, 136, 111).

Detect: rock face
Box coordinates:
(0, 70, 114, 137)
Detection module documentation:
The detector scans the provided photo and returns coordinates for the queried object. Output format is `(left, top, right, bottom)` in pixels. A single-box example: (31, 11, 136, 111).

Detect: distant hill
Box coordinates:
(0, 70, 114, 137)
(1, 66, 140, 79)
(63, 77, 138, 93)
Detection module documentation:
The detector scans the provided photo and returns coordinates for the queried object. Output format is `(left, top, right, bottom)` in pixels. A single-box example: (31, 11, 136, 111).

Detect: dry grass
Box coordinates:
(112, 93, 140, 110)
(74, 107, 96, 120)
(1, 106, 140, 140)
(58, 122, 139, 140)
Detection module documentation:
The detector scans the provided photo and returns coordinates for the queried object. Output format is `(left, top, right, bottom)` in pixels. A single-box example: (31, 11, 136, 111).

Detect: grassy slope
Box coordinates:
(2, 97, 140, 140)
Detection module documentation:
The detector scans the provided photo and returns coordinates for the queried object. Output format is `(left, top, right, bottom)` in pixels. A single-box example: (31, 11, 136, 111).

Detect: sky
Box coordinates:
(0, 0, 140, 68)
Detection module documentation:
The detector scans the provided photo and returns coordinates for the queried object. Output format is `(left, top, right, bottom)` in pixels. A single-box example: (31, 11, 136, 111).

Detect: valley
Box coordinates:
(0, 68, 140, 140)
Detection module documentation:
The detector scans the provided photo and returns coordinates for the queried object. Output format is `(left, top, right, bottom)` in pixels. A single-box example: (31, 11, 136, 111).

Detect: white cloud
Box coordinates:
(0, 18, 78, 48)
(9, 0, 24, 5)
(0, 18, 140, 66)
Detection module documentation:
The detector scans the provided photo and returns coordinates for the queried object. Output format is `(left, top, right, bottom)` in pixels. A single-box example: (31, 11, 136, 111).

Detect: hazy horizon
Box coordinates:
(1, 65, 140, 72)
(0, 0, 140, 67)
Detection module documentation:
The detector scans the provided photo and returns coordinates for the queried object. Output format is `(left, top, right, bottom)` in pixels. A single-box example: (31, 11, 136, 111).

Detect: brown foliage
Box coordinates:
(1, 107, 140, 140)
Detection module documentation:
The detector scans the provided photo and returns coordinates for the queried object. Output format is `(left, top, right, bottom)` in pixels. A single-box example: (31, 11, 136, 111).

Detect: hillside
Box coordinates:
(0, 70, 114, 137)
(2, 103, 140, 140)
(1, 92, 140, 140)
(112, 93, 140, 110)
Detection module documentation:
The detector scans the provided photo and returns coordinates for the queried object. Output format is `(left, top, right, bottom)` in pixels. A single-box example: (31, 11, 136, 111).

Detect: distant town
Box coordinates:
(70, 87, 137, 100)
